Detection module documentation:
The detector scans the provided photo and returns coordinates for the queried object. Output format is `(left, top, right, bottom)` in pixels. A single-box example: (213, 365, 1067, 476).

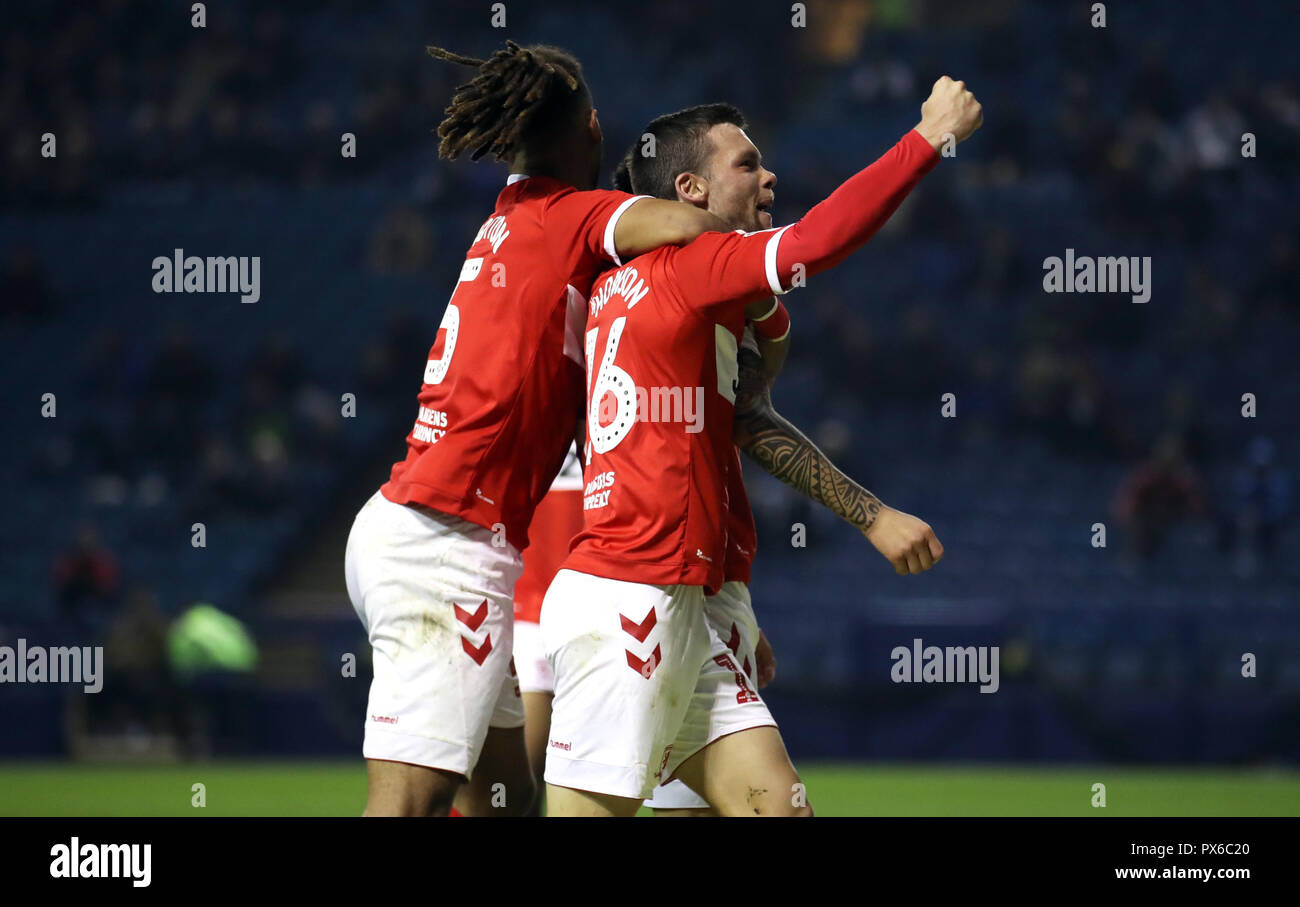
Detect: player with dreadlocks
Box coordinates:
(345, 40, 729, 817)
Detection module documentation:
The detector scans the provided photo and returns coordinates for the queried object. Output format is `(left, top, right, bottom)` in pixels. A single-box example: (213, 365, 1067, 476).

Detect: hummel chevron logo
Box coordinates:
(461, 634, 493, 665)
(626, 644, 662, 678)
(620, 607, 657, 643)
(455, 599, 489, 632)
(725, 622, 753, 678)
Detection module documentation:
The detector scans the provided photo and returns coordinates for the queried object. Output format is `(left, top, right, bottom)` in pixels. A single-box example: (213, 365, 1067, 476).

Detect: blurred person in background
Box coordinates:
(1218, 437, 1293, 576)
(82, 585, 178, 751)
(1111, 433, 1207, 562)
(52, 523, 121, 635)
(168, 602, 259, 757)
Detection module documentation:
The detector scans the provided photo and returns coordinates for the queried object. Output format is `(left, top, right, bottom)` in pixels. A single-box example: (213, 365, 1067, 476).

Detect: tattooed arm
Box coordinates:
(732, 347, 944, 575)
(755, 333, 788, 384)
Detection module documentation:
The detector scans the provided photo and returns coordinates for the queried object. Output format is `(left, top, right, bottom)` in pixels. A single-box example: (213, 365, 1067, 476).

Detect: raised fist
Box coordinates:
(915, 75, 983, 152)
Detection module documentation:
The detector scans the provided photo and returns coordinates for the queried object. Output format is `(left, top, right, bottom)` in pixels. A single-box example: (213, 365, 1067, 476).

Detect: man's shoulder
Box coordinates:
(619, 230, 735, 272)
(497, 174, 568, 208)
(590, 245, 677, 295)
(515, 177, 632, 209)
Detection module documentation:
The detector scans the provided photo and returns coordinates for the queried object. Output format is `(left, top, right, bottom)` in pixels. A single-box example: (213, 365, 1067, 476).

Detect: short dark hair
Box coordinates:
(611, 155, 633, 193)
(427, 41, 591, 162)
(621, 103, 747, 199)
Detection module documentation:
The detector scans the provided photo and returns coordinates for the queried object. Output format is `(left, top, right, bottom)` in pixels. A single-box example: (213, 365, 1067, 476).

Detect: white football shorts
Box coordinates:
(643, 581, 775, 811)
(542, 569, 710, 800)
(543, 571, 774, 801)
(345, 490, 524, 778)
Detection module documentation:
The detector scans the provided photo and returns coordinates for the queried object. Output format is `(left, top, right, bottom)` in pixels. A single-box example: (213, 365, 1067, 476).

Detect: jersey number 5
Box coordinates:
(424, 257, 483, 385)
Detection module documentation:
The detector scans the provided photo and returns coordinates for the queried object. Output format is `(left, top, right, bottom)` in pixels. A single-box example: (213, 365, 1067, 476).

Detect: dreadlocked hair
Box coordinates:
(426, 40, 590, 162)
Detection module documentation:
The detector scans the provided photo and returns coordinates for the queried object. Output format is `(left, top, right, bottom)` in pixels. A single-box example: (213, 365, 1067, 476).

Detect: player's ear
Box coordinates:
(675, 171, 707, 205)
(587, 108, 602, 143)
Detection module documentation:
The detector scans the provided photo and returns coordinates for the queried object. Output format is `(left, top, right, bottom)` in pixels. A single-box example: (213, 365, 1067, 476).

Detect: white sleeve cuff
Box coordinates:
(603, 194, 652, 266)
(764, 224, 794, 296)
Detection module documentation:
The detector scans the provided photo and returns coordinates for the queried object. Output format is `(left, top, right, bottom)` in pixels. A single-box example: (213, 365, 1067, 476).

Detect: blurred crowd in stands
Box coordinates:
(1, 0, 1296, 752)
(4, 0, 1295, 580)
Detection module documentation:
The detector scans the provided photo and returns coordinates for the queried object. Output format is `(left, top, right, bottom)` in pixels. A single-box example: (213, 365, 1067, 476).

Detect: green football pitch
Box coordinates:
(2, 762, 1297, 816)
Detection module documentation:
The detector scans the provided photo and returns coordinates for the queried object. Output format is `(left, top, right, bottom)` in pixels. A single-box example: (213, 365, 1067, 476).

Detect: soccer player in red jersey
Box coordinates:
(507, 157, 939, 815)
(540, 76, 982, 816)
(344, 41, 731, 817)
(513, 352, 918, 816)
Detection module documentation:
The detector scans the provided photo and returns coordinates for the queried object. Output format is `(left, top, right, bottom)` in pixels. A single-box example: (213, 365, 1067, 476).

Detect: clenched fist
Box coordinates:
(915, 75, 983, 153)
(863, 506, 945, 575)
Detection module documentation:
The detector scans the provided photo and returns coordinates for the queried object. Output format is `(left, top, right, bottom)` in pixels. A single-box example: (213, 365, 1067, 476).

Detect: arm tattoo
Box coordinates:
(733, 349, 884, 532)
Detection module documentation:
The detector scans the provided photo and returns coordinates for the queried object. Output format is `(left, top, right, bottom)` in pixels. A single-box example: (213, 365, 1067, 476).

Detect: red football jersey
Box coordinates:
(380, 176, 647, 552)
(560, 131, 939, 591)
(723, 445, 757, 585)
(563, 227, 792, 595)
(513, 444, 584, 623)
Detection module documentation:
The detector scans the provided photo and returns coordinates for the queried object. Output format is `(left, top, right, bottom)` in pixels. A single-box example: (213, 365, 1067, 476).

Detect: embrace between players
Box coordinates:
(344, 40, 982, 817)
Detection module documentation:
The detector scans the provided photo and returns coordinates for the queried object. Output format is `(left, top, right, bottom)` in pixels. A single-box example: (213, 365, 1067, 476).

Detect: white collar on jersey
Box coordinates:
(506, 173, 530, 185)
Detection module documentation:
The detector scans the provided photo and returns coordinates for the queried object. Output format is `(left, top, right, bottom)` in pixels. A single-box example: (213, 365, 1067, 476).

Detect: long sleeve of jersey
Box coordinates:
(772, 128, 939, 289)
(667, 129, 940, 318)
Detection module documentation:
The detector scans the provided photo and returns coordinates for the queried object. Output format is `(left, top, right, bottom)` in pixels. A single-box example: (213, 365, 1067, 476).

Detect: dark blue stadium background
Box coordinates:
(1, 0, 1296, 765)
